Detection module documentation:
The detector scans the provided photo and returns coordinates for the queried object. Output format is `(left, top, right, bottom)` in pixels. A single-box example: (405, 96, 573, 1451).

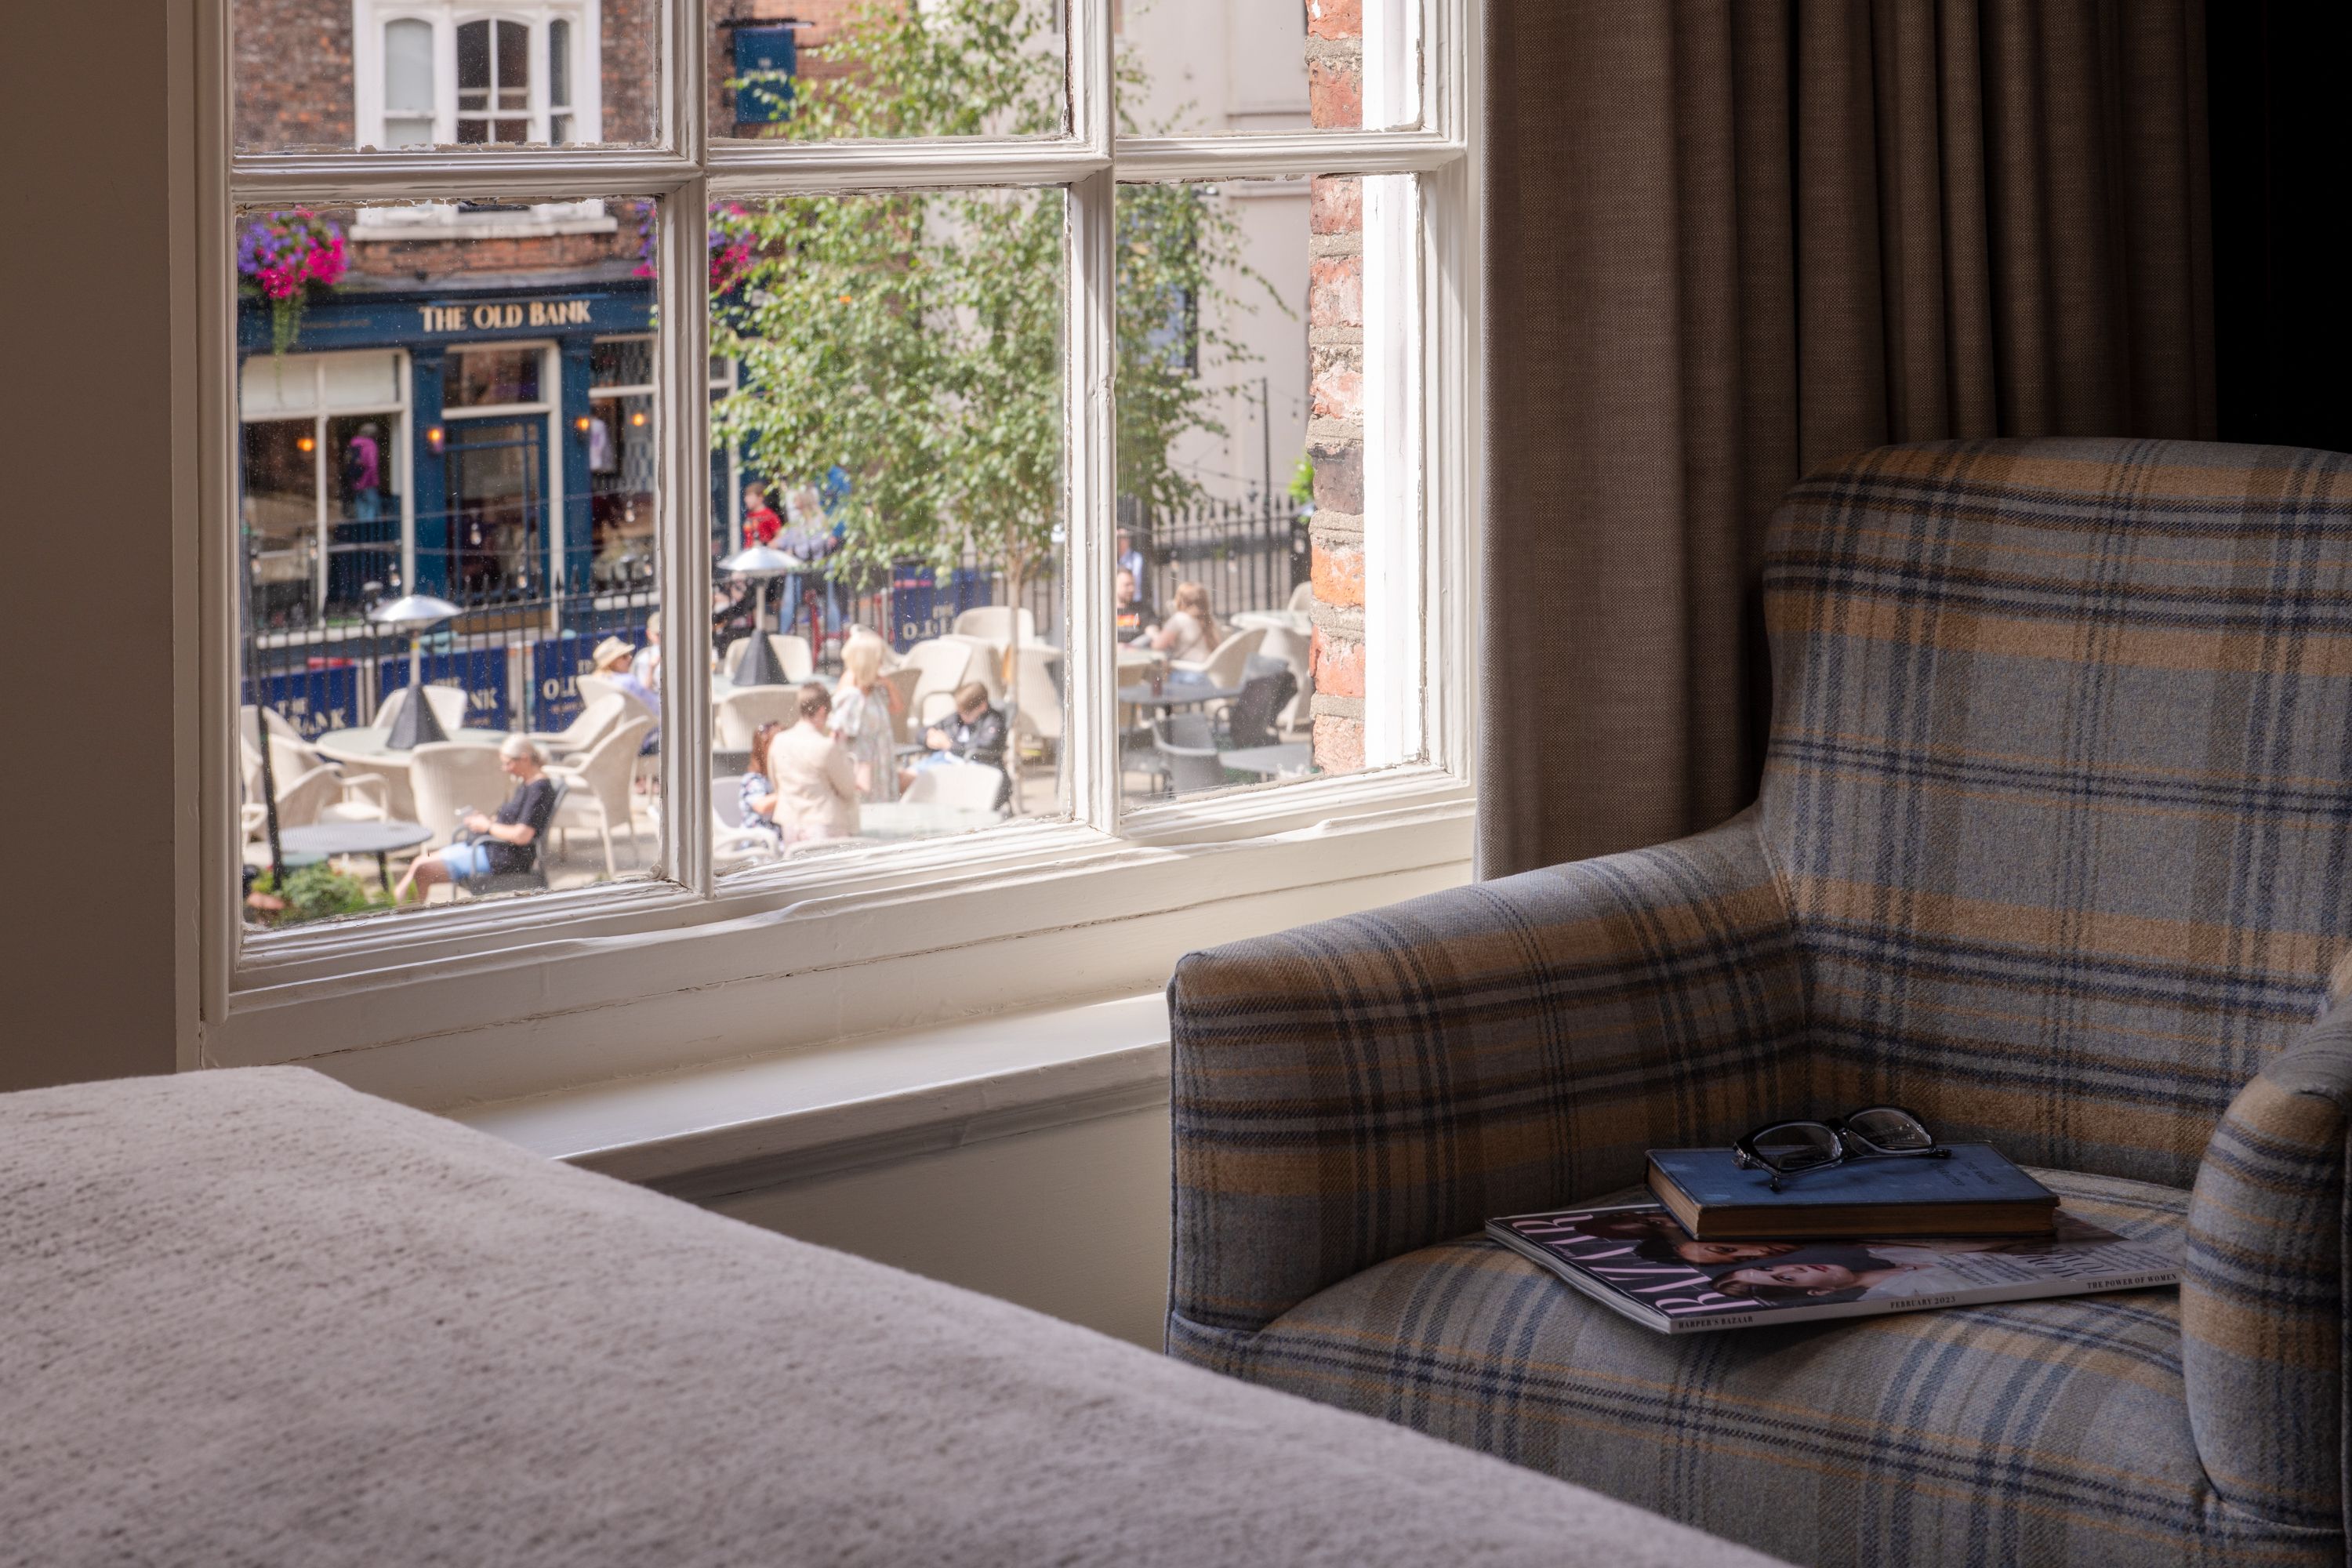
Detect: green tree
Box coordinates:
(713, 0, 1279, 670)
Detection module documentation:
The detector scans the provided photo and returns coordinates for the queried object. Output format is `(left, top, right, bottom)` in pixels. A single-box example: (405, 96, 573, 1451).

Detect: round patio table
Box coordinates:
(1116, 679, 1244, 710)
(278, 819, 434, 887)
(1216, 742, 1314, 779)
(313, 727, 510, 760)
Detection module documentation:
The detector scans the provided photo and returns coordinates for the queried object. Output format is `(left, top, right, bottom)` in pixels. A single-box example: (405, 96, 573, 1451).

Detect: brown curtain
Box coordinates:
(1476, 0, 2215, 879)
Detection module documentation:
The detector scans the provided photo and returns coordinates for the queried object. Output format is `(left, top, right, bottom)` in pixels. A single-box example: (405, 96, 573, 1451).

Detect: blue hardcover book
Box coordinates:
(1645, 1144, 2059, 1240)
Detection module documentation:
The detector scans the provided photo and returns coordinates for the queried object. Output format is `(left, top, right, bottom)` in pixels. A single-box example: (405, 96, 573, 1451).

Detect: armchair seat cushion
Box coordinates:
(1187, 1168, 2332, 1568)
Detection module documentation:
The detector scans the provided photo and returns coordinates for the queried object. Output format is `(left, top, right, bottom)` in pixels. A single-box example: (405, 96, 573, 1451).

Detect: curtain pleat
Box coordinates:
(1476, 0, 2213, 879)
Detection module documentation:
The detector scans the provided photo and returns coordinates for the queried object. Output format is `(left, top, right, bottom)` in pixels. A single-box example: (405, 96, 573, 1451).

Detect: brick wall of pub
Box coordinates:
(709, 0, 880, 134)
(1305, 0, 1365, 772)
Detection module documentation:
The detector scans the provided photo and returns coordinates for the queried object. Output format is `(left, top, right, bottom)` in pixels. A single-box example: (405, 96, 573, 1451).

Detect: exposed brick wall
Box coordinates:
(233, 0, 354, 151)
(710, 0, 884, 136)
(601, 0, 661, 143)
(1304, 2, 1365, 771)
(346, 223, 643, 279)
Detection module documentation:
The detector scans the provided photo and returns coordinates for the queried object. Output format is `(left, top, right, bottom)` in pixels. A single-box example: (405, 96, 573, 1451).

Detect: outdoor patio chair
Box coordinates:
(1152, 713, 1227, 795)
(466, 780, 564, 899)
(951, 604, 1036, 646)
(1171, 625, 1265, 690)
(1220, 657, 1297, 750)
(714, 687, 797, 753)
(1286, 579, 1315, 614)
(883, 666, 924, 743)
(549, 714, 655, 878)
(373, 683, 470, 736)
(723, 632, 814, 684)
(710, 775, 781, 869)
(524, 693, 626, 762)
(256, 735, 390, 830)
(238, 704, 303, 755)
(575, 673, 657, 731)
(904, 638, 991, 727)
(902, 762, 1010, 814)
(405, 742, 510, 852)
(1012, 644, 1063, 750)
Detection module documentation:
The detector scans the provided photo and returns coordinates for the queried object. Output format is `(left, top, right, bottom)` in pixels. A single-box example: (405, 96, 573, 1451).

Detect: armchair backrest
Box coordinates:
(1760, 438, 2352, 1186)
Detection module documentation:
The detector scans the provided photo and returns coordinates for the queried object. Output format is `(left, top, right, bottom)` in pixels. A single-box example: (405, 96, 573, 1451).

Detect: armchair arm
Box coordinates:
(1167, 808, 1806, 1343)
(2183, 1007, 2352, 1538)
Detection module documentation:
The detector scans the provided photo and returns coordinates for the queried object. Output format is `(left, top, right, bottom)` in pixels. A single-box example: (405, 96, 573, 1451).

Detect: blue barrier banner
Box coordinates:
(379, 647, 511, 730)
(528, 633, 602, 731)
(243, 664, 365, 739)
(887, 563, 987, 651)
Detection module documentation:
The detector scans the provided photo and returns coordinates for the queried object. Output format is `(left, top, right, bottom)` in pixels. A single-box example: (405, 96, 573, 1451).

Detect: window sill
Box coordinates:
(454, 993, 1171, 1203)
(216, 767, 1472, 1111)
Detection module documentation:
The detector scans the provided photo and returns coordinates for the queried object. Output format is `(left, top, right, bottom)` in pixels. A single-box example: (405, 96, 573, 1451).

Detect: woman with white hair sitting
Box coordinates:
(392, 735, 560, 903)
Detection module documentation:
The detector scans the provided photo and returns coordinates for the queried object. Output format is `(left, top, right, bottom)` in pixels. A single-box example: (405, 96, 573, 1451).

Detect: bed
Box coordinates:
(0, 1067, 1779, 1566)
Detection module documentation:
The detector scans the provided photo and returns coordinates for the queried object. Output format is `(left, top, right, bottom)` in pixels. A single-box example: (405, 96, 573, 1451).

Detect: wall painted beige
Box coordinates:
(705, 1104, 1174, 1348)
(0, 0, 190, 1094)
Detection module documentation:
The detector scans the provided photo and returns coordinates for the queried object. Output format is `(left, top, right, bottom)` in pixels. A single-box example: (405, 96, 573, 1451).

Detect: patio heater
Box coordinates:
(719, 544, 804, 688)
(368, 593, 466, 748)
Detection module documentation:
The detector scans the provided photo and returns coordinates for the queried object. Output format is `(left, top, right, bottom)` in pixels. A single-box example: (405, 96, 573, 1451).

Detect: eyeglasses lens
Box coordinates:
(1752, 1123, 1840, 1171)
(1846, 1107, 1933, 1150)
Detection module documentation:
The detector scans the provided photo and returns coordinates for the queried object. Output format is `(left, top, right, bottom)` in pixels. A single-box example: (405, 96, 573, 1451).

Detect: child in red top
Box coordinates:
(742, 481, 782, 548)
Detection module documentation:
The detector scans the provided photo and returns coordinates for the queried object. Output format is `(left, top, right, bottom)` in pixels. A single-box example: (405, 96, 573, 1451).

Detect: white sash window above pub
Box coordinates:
(355, 2, 601, 152)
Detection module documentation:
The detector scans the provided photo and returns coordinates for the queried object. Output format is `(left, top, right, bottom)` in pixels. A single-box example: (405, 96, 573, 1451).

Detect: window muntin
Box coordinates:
(220, 0, 1465, 975)
(456, 18, 533, 144)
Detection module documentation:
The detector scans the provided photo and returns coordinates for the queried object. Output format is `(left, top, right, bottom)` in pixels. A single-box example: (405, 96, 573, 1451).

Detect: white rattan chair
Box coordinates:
(406, 742, 511, 851)
(950, 605, 1036, 646)
(903, 638, 993, 728)
(1171, 626, 1266, 689)
(524, 693, 626, 761)
(549, 715, 655, 877)
(714, 686, 799, 753)
(574, 673, 658, 730)
(1011, 644, 1063, 748)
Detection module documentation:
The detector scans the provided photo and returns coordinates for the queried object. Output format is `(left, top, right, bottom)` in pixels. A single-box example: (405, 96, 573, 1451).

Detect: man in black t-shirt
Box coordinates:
(393, 736, 562, 903)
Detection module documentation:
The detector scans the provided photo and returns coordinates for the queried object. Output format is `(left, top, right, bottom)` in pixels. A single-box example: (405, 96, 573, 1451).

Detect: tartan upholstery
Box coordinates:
(2184, 1008, 2352, 1540)
(1168, 809, 1806, 1334)
(1197, 1171, 2333, 1568)
(1169, 440, 2352, 1565)
(1765, 441, 2352, 1188)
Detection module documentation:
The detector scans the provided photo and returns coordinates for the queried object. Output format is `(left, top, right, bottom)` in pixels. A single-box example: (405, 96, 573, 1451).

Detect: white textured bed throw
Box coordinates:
(0, 1068, 1780, 1567)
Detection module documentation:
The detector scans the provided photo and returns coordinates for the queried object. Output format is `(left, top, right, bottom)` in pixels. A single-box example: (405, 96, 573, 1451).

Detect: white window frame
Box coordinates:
(353, 0, 604, 151)
(194, 0, 1483, 1105)
(236, 348, 412, 625)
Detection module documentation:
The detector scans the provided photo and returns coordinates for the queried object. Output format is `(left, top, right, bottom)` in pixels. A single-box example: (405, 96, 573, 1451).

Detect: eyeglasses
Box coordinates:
(1733, 1106, 1948, 1192)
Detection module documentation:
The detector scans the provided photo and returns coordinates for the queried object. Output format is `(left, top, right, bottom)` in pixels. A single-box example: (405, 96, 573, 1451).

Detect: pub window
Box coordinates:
(549, 19, 574, 144)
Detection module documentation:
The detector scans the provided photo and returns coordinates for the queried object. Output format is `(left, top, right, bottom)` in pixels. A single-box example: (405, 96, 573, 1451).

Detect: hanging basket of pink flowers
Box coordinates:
(238, 210, 349, 354)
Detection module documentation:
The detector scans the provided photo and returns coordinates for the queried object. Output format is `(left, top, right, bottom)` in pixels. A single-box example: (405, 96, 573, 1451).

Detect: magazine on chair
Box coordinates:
(1484, 1202, 2180, 1335)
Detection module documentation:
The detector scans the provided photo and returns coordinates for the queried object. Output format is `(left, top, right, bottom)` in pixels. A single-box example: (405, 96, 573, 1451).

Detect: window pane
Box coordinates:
(549, 20, 573, 108)
(237, 4, 658, 151)
(457, 20, 491, 91)
(385, 19, 434, 112)
(235, 199, 667, 931)
(709, 0, 1069, 141)
(449, 349, 542, 408)
(1115, 176, 1417, 810)
(708, 191, 1069, 870)
(1118, 0, 1421, 136)
(495, 21, 529, 89)
(591, 336, 653, 390)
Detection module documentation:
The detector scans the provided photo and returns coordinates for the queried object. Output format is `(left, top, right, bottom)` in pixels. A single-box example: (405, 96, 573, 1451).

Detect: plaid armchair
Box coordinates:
(1168, 439, 2352, 1568)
